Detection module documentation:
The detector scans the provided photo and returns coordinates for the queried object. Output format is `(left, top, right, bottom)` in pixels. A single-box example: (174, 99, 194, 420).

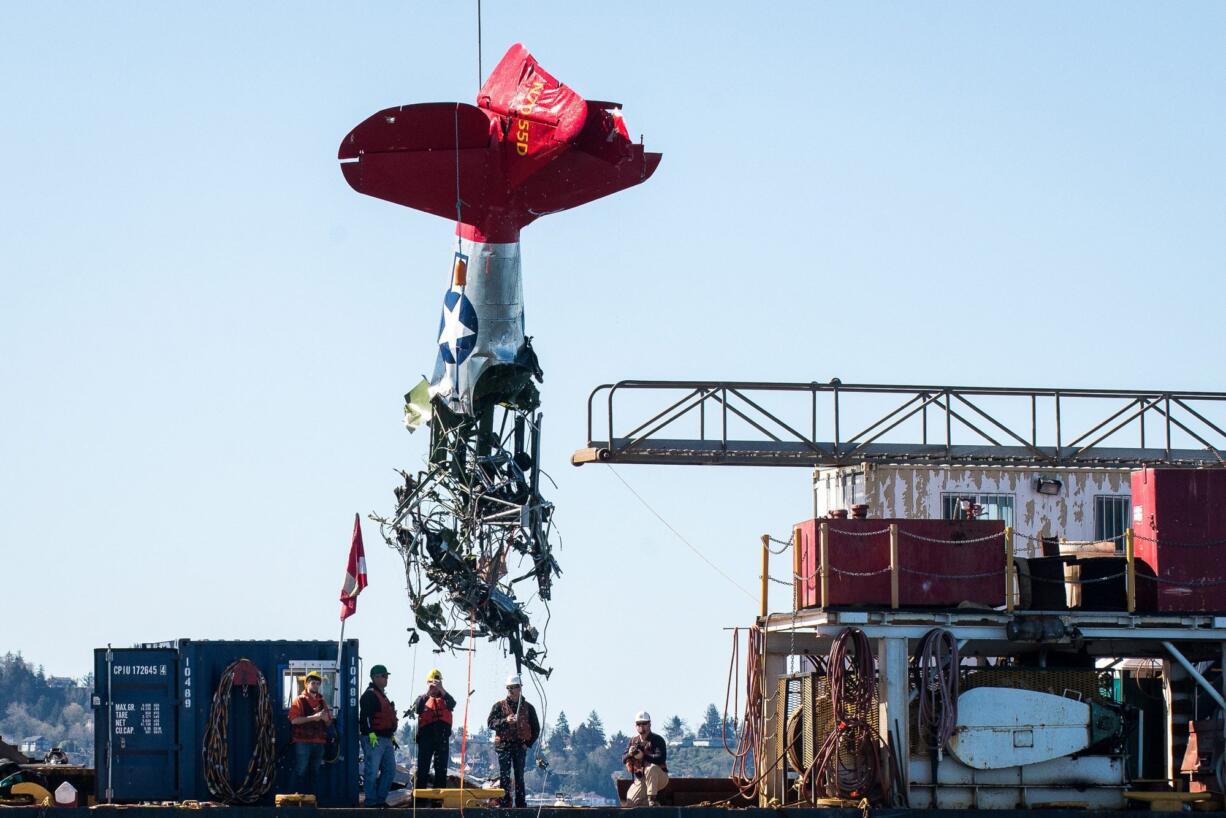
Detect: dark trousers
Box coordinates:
(415, 731, 449, 789)
(292, 742, 324, 794)
(496, 744, 527, 807)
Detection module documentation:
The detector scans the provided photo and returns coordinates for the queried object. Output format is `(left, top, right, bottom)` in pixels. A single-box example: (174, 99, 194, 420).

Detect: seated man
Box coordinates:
(622, 711, 668, 807)
(44, 746, 70, 765)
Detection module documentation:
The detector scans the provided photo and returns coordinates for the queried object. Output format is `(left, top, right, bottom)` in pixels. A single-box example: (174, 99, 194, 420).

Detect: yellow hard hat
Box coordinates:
(427, 668, 443, 681)
(304, 671, 323, 682)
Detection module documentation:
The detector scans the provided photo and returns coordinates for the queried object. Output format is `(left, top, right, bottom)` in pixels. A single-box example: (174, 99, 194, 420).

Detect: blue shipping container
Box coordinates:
(94, 639, 360, 806)
(92, 647, 179, 801)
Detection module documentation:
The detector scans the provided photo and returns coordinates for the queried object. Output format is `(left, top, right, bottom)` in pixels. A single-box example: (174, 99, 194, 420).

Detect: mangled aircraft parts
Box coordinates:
(340, 43, 660, 675)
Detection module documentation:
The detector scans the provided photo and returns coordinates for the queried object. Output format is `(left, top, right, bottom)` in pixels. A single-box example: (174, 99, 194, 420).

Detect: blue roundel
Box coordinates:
(437, 289, 479, 365)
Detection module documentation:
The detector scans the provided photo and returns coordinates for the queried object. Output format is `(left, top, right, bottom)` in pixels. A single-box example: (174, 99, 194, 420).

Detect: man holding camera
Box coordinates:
(622, 712, 668, 807)
(487, 674, 540, 808)
(288, 670, 333, 795)
(410, 668, 456, 789)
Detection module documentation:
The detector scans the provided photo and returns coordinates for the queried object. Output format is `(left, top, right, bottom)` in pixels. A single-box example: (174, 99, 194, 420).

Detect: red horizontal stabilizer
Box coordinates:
(338, 102, 495, 159)
(517, 147, 662, 220)
(339, 44, 661, 241)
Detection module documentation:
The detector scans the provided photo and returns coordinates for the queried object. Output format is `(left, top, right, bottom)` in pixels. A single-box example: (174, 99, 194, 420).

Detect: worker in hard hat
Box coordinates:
(486, 674, 540, 808)
(288, 671, 333, 795)
(409, 668, 456, 789)
(622, 712, 668, 807)
(358, 664, 398, 807)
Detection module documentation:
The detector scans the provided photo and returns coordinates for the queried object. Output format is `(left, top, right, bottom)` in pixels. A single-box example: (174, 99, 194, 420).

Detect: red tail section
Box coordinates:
(338, 44, 661, 242)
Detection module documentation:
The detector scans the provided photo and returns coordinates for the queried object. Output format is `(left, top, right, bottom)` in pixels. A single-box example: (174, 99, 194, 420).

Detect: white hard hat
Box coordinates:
(635, 711, 651, 723)
(506, 674, 523, 687)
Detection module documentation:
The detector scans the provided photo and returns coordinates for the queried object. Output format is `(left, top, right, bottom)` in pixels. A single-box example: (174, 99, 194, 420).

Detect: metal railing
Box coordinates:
(572, 379, 1226, 468)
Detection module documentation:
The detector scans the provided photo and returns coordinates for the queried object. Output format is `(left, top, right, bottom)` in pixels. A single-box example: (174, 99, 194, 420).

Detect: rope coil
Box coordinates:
(203, 659, 277, 804)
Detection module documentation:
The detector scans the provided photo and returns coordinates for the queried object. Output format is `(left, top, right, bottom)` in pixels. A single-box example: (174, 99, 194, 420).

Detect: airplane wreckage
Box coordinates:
(339, 44, 661, 677)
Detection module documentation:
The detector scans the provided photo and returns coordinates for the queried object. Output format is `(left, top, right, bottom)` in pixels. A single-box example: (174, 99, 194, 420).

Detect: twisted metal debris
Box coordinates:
(340, 43, 659, 675)
(374, 405, 559, 676)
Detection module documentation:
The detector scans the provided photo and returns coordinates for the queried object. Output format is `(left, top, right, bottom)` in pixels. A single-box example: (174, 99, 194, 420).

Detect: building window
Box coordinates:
(1094, 495, 1130, 549)
(942, 493, 1014, 529)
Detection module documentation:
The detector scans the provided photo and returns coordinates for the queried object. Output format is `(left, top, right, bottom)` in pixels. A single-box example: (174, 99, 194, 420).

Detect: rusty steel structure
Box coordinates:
(572, 380, 1226, 469)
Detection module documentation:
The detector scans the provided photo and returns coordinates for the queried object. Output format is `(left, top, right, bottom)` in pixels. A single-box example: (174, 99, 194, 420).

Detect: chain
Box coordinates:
(899, 529, 1005, 544)
(825, 526, 892, 537)
(1058, 532, 1126, 545)
(1011, 530, 1226, 549)
(789, 608, 797, 664)
(1136, 574, 1226, 588)
(766, 536, 793, 554)
(1131, 533, 1226, 548)
(831, 565, 893, 578)
(1027, 572, 1126, 585)
(898, 566, 1002, 579)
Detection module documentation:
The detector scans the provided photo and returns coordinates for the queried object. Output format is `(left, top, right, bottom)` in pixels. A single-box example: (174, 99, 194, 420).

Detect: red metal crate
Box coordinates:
(1131, 468, 1226, 612)
(793, 518, 1006, 609)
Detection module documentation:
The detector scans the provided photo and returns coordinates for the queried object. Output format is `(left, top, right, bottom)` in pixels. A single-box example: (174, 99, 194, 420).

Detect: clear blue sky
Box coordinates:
(2, 2, 1224, 736)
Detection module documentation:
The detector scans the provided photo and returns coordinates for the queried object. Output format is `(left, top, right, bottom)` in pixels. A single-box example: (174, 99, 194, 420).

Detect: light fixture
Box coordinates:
(1035, 476, 1063, 496)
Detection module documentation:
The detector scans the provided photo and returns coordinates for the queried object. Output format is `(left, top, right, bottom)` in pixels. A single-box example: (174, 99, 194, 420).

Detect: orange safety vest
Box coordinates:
(419, 693, 453, 729)
(370, 687, 398, 732)
(291, 692, 329, 745)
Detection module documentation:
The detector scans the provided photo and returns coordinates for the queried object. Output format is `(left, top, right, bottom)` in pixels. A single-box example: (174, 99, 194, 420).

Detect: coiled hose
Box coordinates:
(913, 627, 958, 802)
(913, 627, 959, 755)
(803, 628, 903, 804)
(203, 659, 277, 804)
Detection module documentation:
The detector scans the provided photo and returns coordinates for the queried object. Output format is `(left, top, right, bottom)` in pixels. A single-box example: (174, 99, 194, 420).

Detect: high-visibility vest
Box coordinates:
(292, 692, 329, 744)
(419, 694, 453, 729)
(370, 687, 398, 732)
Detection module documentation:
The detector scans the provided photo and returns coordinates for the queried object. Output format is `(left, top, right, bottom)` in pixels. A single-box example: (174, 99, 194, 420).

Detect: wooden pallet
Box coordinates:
(410, 787, 505, 808)
(1125, 791, 1216, 812)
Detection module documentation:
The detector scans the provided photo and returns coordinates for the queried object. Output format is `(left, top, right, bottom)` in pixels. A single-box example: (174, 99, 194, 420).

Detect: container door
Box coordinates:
(96, 647, 178, 802)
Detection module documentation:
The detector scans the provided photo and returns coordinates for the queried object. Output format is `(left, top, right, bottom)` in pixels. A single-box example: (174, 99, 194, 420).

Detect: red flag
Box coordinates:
(339, 513, 368, 621)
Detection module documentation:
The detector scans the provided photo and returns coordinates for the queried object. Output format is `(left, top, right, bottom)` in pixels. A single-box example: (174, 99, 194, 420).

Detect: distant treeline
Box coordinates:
(0, 653, 93, 755)
(0, 653, 740, 799)
(421, 706, 740, 799)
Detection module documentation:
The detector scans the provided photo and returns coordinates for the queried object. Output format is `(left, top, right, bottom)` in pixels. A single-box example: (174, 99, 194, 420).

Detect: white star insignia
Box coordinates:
(438, 289, 477, 363)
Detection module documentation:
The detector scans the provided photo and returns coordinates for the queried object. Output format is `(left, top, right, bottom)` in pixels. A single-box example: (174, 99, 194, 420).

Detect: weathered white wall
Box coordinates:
(813, 465, 1131, 554)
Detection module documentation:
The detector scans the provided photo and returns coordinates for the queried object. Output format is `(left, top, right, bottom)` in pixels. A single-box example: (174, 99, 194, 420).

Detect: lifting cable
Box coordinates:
(203, 659, 277, 804)
(458, 618, 475, 818)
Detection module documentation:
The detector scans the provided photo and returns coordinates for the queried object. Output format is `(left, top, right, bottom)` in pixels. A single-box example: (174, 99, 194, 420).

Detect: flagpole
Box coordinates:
(339, 512, 367, 713)
(337, 617, 346, 669)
